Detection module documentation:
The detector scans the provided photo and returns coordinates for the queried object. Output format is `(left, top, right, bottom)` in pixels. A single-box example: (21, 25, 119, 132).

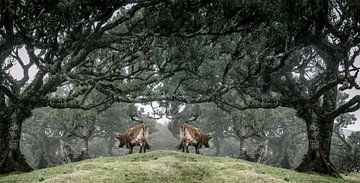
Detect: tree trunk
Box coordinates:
(238, 138, 246, 159)
(75, 137, 90, 161)
(38, 122, 52, 168)
(296, 108, 340, 177)
(214, 135, 221, 156)
(239, 138, 255, 161)
(255, 139, 269, 163)
(107, 136, 115, 156)
(78, 137, 89, 155)
(36, 153, 48, 169)
(60, 140, 74, 163)
(280, 140, 291, 169)
(0, 107, 33, 173)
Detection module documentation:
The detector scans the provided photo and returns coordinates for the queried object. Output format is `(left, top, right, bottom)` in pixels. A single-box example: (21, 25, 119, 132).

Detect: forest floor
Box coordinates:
(0, 150, 359, 183)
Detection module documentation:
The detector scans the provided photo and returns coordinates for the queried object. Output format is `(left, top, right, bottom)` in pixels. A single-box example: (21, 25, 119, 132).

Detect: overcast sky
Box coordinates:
(345, 88, 360, 131)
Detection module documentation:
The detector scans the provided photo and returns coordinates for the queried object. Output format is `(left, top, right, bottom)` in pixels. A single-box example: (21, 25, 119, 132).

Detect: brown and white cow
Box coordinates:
(116, 124, 150, 154)
(178, 123, 212, 154)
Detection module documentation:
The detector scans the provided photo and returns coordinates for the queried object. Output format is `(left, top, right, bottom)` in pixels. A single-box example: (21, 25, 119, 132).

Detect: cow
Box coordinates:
(177, 123, 212, 154)
(116, 124, 150, 154)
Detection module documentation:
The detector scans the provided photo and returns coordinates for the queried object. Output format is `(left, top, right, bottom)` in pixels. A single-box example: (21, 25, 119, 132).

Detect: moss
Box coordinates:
(0, 150, 358, 183)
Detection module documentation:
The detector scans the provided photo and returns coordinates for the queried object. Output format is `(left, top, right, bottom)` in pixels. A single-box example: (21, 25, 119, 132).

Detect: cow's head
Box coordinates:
(116, 133, 127, 148)
(202, 133, 212, 148)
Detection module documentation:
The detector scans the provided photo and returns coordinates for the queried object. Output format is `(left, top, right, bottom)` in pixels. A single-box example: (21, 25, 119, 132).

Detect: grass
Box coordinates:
(0, 150, 359, 183)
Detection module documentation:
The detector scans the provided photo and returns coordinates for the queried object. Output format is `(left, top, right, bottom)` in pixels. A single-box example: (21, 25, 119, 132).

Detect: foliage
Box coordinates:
(335, 93, 357, 129)
(331, 92, 359, 173)
(20, 102, 157, 168)
(1, 0, 360, 176)
(166, 102, 308, 168)
(348, 132, 360, 146)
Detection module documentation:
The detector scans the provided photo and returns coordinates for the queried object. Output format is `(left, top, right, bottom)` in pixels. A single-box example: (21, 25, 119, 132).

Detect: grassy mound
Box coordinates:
(0, 150, 359, 183)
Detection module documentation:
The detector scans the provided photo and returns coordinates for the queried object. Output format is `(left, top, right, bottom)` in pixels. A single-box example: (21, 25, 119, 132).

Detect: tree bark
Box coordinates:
(36, 153, 48, 169)
(296, 108, 340, 177)
(238, 138, 246, 159)
(76, 126, 94, 160)
(255, 139, 268, 163)
(214, 135, 221, 156)
(60, 140, 74, 163)
(75, 137, 90, 161)
(107, 136, 115, 156)
(280, 139, 291, 169)
(0, 107, 33, 173)
(78, 137, 89, 155)
(296, 57, 341, 177)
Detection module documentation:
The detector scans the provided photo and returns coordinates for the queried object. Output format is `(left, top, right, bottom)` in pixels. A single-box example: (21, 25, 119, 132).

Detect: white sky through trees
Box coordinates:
(7, 48, 360, 131)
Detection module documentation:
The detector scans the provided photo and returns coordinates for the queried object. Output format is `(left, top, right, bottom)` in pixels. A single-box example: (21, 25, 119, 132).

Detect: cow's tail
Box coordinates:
(177, 124, 187, 150)
(142, 124, 146, 133)
(179, 125, 186, 140)
(143, 126, 150, 149)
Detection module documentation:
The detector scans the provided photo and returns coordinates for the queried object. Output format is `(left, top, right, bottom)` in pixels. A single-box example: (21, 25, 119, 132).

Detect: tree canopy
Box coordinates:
(1, 0, 359, 177)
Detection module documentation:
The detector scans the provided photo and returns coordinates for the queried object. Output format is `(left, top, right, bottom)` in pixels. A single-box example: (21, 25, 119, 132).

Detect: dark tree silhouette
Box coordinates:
(1, 0, 359, 177)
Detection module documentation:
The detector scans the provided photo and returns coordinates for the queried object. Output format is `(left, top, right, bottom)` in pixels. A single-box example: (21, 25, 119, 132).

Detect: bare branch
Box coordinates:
(328, 95, 360, 119)
(310, 77, 344, 102)
(11, 48, 32, 86)
(48, 96, 113, 110)
(0, 85, 18, 101)
(184, 114, 199, 123)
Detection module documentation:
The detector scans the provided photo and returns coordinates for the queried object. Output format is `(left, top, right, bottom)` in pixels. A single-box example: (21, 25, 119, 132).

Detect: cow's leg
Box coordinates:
(195, 145, 200, 154)
(181, 144, 185, 152)
(143, 145, 146, 153)
(129, 145, 133, 154)
(186, 145, 189, 153)
(139, 145, 143, 153)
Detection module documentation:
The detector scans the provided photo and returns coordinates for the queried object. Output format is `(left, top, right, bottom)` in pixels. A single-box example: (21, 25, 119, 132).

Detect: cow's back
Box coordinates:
(117, 124, 150, 154)
(182, 124, 202, 143)
(127, 124, 146, 140)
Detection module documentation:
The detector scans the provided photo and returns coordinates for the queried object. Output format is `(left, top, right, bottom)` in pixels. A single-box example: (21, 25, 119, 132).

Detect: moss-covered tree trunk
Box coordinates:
(296, 110, 339, 177)
(296, 86, 340, 177)
(0, 106, 33, 173)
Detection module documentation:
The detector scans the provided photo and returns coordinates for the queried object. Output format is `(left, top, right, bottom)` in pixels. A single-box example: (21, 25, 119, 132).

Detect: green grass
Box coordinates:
(0, 150, 359, 183)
